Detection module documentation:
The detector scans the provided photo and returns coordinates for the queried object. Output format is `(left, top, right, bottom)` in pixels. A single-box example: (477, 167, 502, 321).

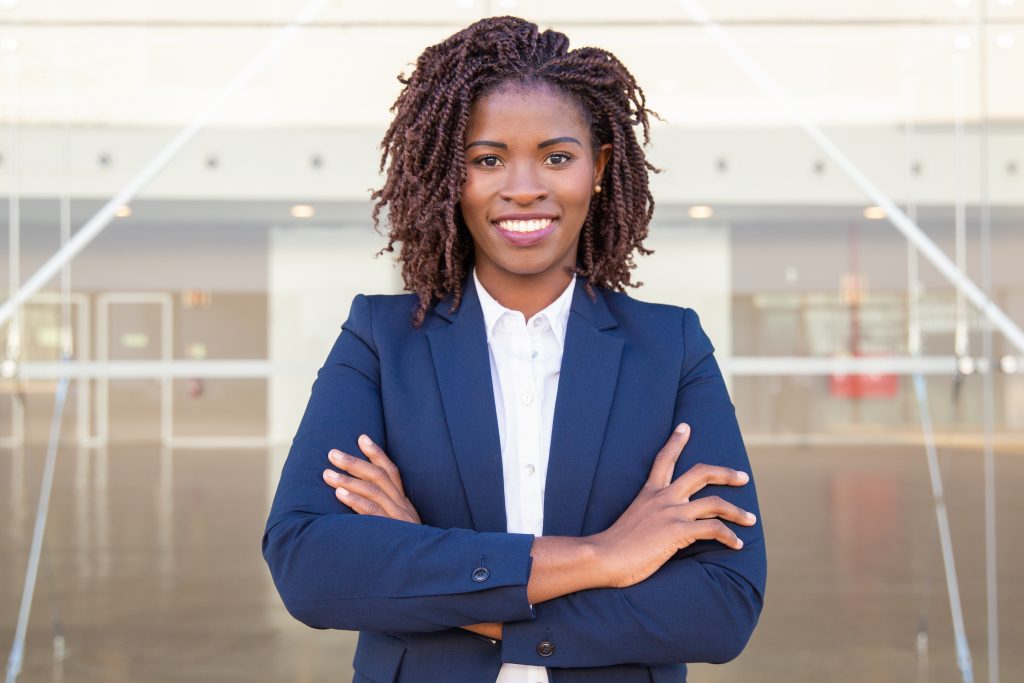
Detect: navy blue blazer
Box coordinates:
(262, 273, 766, 683)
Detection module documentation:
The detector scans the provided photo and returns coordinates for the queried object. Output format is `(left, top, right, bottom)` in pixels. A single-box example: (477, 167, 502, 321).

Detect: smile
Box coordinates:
(495, 219, 553, 233)
(492, 218, 557, 247)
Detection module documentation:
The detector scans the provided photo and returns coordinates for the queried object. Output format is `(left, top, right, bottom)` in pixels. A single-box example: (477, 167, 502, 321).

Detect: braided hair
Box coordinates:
(371, 16, 659, 327)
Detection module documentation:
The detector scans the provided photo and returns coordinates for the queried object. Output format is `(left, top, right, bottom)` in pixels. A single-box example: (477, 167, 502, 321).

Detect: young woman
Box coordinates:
(263, 16, 766, 683)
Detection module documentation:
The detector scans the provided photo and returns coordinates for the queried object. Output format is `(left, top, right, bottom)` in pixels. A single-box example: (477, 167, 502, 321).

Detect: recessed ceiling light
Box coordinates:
(114, 205, 132, 218)
(863, 206, 886, 220)
(291, 204, 315, 218)
(1000, 355, 1019, 374)
(688, 205, 713, 219)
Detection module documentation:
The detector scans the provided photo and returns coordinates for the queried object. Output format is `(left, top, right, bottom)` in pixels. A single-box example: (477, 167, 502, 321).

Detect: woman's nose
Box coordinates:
(499, 164, 548, 205)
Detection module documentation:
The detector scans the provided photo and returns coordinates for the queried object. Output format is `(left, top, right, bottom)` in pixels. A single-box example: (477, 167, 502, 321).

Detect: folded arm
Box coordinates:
(499, 308, 767, 667)
(262, 294, 537, 632)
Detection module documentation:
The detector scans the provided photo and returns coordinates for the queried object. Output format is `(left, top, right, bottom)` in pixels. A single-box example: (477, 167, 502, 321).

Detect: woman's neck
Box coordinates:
(473, 262, 575, 321)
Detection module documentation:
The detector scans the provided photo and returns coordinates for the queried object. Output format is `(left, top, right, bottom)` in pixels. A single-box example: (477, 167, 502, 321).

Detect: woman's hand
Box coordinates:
(322, 434, 422, 524)
(323, 437, 501, 639)
(591, 423, 756, 589)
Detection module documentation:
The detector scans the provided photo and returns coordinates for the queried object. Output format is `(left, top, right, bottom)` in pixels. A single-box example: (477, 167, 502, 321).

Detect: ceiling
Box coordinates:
(0, 0, 1022, 127)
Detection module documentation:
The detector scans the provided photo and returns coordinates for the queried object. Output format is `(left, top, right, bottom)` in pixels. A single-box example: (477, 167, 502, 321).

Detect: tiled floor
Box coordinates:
(1, 443, 1021, 682)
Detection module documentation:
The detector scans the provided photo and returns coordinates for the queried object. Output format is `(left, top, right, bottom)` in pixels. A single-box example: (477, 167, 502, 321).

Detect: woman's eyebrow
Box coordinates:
(464, 140, 507, 150)
(538, 136, 582, 149)
(464, 136, 582, 151)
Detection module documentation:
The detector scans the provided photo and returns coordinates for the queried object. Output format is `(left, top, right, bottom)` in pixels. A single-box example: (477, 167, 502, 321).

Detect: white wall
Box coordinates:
(631, 224, 733, 388)
(267, 225, 402, 444)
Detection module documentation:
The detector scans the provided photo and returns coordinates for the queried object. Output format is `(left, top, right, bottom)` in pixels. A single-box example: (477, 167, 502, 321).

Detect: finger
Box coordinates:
(669, 463, 749, 501)
(331, 483, 389, 518)
(323, 469, 407, 520)
(644, 423, 690, 490)
(329, 448, 404, 503)
(684, 519, 744, 550)
(358, 434, 405, 495)
(681, 495, 757, 526)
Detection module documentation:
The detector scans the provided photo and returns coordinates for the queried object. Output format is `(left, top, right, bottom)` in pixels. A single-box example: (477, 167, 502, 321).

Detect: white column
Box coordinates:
(632, 223, 732, 386)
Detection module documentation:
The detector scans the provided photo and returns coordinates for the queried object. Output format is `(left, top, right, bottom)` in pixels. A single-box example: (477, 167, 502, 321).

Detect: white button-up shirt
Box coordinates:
(473, 267, 575, 683)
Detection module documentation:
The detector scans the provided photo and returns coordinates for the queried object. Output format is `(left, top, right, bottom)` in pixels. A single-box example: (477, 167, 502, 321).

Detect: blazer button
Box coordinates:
(471, 567, 490, 582)
(537, 640, 556, 657)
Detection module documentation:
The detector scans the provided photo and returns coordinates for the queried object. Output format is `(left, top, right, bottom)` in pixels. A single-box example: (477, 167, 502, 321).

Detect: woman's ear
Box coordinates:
(594, 143, 613, 186)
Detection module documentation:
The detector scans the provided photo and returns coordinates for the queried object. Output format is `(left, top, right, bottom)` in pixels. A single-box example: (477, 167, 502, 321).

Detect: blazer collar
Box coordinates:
(425, 271, 623, 536)
(430, 270, 619, 332)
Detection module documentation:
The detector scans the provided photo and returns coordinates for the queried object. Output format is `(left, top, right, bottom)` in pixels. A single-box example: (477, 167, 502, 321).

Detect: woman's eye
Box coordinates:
(545, 152, 573, 165)
(474, 155, 503, 168)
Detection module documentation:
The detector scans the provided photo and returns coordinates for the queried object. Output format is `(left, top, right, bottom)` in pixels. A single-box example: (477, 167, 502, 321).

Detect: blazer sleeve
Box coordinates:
(262, 294, 537, 632)
(500, 307, 767, 667)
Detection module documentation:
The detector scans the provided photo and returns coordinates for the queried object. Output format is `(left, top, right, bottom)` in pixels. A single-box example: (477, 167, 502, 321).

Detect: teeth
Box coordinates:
(496, 219, 553, 233)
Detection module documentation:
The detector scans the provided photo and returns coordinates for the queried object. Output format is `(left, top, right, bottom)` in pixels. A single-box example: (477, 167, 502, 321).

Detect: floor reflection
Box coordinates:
(1, 444, 1020, 682)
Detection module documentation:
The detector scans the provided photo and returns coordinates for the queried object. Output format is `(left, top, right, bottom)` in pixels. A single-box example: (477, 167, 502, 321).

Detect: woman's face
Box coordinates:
(460, 83, 612, 283)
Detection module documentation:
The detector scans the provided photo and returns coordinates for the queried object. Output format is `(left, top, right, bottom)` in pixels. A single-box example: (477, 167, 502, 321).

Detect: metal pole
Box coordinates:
(976, 5, 999, 680)
(5, 372, 70, 683)
(912, 374, 975, 683)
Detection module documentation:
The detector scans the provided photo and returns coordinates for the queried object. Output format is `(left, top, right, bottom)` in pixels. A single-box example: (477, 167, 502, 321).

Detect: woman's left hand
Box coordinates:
(322, 434, 422, 524)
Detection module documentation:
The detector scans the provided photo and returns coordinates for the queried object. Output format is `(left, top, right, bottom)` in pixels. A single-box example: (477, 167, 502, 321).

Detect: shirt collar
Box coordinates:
(473, 266, 576, 348)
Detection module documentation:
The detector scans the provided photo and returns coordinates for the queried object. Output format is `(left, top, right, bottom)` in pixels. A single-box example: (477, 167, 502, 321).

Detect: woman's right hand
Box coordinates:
(590, 423, 756, 589)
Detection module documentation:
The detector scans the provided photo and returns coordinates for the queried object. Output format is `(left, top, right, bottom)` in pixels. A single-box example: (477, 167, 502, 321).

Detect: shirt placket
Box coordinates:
(508, 322, 544, 536)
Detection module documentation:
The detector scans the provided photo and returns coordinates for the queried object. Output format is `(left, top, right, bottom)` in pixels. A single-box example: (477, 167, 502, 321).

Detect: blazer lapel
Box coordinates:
(425, 279, 507, 533)
(425, 273, 624, 538)
(544, 279, 623, 537)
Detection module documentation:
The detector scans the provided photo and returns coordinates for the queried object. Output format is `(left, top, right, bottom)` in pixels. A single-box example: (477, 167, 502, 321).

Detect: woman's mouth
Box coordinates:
(493, 218, 557, 247)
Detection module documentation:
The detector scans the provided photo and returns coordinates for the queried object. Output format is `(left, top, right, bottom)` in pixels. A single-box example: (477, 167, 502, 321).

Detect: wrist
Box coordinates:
(582, 532, 613, 589)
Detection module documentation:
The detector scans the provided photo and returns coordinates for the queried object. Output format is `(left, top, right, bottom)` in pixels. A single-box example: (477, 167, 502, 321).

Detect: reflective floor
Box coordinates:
(1, 443, 1021, 682)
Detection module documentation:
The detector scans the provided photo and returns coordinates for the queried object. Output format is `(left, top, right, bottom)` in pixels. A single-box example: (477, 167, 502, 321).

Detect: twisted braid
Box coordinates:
(371, 16, 659, 327)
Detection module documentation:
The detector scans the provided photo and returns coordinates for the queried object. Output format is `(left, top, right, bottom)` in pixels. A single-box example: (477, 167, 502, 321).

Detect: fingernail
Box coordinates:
(747, 512, 756, 523)
(735, 538, 744, 549)
(737, 471, 750, 483)
(675, 423, 689, 434)
(329, 449, 340, 460)
(359, 434, 371, 446)
(337, 487, 350, 497)
(325, 469, 339, 481)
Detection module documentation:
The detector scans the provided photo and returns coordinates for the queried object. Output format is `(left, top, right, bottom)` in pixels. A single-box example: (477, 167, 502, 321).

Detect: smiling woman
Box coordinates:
(263, 15, 765, 683)
(369, 16, 660, 328)
(460, 83, 612, 317)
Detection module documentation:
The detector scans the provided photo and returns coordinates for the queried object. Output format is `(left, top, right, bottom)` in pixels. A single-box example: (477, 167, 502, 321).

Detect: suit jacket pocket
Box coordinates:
(352, 631, 407, 683)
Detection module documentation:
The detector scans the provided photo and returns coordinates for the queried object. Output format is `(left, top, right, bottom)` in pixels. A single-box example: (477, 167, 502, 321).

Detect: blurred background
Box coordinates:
(1, 1, 1022, 681)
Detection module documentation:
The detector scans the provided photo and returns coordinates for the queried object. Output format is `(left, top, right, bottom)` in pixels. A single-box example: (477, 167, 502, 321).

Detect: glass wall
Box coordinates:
(1, 2, 1021, 682)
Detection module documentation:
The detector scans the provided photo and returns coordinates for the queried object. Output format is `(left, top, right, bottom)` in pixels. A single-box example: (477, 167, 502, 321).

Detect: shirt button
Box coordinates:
(521, 394, 533, 405)
(525, 464, 536, 476)
(537, 640, 556, 657)
(471, 567, 490, 582)
(533, 319, 543, 327)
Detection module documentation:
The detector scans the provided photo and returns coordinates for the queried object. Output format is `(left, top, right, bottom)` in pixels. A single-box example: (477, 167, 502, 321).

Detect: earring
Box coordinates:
(594, 184, 602, 194)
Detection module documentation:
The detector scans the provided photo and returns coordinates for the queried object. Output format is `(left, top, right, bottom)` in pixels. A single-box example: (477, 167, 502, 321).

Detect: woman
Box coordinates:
(263, 16, 765, 683)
